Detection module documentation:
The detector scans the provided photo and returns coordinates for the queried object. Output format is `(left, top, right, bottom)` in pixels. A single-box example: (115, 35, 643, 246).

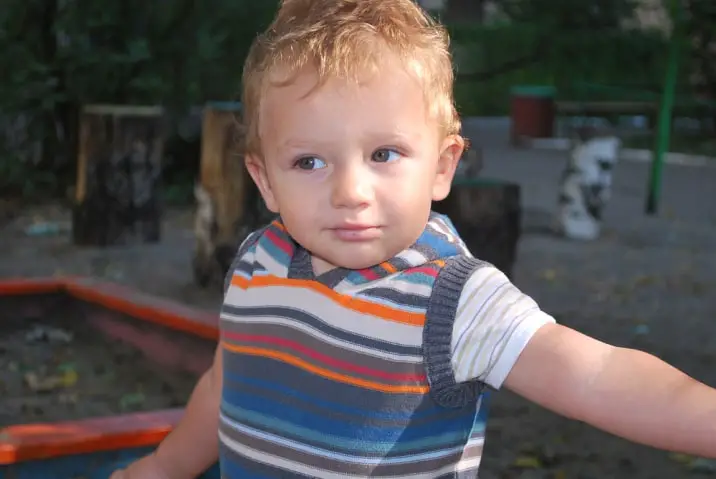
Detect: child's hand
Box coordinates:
(108, 454, 170, 479)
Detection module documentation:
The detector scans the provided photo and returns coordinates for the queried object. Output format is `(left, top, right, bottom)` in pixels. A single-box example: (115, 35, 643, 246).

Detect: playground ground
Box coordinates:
(1, 118, 715, 478)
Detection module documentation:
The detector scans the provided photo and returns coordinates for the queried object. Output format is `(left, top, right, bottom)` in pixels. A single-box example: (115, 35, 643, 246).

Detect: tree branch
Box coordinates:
(456, 40, 548, 83)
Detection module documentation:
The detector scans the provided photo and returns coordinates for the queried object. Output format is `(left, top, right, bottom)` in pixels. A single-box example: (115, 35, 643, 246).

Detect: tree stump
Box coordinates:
(193, 102, 274, 288)
(72, 105, 165, 246)
(433, 179, 522, 279)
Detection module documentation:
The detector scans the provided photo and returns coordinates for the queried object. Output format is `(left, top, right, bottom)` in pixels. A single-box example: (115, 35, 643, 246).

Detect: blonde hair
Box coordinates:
(241, 0, 460, 156)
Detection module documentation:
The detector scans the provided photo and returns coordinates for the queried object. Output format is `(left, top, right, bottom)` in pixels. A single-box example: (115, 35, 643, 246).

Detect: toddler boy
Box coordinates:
(114, 0, 716, 477)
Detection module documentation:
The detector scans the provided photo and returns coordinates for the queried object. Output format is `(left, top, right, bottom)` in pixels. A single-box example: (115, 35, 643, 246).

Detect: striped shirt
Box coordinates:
(218, 212, 554, 477)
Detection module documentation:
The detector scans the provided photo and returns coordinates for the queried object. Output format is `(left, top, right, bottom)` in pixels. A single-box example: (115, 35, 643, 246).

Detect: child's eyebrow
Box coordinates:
(365, 130, 423, 147)
(279, 139, 330, 151)
(277, 129, 422, 153)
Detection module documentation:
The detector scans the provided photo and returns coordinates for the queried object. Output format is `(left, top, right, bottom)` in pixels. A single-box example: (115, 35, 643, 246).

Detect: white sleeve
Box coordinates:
(450, 266, 555, 389)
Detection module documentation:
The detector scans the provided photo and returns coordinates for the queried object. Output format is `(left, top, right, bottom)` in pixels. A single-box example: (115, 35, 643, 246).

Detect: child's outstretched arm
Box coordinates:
(111, 345, 224, 479)
(504, 324, 716, 457)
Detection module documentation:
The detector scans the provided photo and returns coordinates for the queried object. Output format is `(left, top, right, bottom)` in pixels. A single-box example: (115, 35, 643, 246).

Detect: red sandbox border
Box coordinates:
(0, 277, 219, 465)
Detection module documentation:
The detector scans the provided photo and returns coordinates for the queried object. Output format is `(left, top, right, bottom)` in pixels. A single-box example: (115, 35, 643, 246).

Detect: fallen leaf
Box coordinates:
(669, 452, 693, 464)
(24, 367, 77, 392)
(119, 392, 146, 410)
(513, 455, 543, 469)
(631, 274, 658, 288)
(541, 269, 557, 281)
(61, 368, 79, 387)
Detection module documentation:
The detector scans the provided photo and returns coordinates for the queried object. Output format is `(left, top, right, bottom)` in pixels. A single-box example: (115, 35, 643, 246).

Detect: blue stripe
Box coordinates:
(394, 271, 439, 286)
(257, 233, 291, 267)
(223, 370, 456, 420)
(220, 391, 476, 449)
(231, 269, 251, 280)
(415, 231, 460, 258)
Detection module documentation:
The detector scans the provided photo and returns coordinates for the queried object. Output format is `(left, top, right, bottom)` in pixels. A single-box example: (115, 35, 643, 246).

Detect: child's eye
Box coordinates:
(294, 156, 327, 170)
(371, 148, 401, 163)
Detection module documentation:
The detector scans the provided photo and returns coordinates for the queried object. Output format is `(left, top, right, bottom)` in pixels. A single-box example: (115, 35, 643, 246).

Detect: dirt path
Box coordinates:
(1, 123, 715, 477)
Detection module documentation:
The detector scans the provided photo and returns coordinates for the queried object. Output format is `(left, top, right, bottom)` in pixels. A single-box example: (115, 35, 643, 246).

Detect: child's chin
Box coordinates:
(328, 248, 390, 271)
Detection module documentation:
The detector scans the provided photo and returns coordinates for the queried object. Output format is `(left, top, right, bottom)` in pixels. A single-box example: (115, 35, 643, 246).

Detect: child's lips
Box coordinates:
(330, 224, 382, 241)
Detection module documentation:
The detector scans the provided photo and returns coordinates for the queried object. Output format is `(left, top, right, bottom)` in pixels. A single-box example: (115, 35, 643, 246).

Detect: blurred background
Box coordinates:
(1, 0, 713, 204)
(1, 1, 715, 479)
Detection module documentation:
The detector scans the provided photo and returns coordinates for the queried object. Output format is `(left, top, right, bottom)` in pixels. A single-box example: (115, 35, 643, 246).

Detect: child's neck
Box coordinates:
(311, 255, 337, 276)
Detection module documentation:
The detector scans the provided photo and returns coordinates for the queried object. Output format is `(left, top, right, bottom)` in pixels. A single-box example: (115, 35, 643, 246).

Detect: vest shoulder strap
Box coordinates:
(424, 255, 490, 408)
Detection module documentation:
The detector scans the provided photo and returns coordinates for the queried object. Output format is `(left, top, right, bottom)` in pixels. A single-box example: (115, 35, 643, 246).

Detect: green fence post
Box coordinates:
(645, 0, 681, 215)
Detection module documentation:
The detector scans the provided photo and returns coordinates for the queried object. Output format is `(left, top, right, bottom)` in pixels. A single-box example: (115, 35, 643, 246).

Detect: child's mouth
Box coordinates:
(330, 225, 382, 241)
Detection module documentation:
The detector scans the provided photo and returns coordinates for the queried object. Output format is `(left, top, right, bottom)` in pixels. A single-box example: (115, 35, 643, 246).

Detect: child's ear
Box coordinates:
(432, 135, 464, 201)
(245, 154, 279, 213)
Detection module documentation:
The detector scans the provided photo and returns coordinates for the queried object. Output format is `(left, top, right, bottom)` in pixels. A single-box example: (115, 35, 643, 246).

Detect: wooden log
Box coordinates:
(433, 179, 521, 279)
(192, 102, 274, 288)
(72, 105, 165, 246)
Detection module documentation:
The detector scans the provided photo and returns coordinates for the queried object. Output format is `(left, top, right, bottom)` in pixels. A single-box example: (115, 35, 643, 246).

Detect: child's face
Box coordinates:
(247, 57, 463, 274)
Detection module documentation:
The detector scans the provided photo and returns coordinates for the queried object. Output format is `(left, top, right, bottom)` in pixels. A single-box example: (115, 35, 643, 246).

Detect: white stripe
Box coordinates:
(220, 313, 422, 362)
(461, 285, 530, 381)
(221, 413, 476, 465)
(339, 276, 433, 298)
(451, 266, 556, 389)
(428, 217, 471, 254)
(219, 430, 482, 479)
(334, 277, 357, 291)
(254, 243, 290, 277)
(452, 268, 504, 342)
(224, 285, 424, 347)
(476, 310, 553, 388)
(395, 248, 428, 265)
(428, 221, 457, 243)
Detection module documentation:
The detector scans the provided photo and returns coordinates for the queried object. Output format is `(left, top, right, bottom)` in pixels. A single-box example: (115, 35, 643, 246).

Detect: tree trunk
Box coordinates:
(433, 180, 522, 279)
(199, 103, 248, 247)
(72, 105, 165, 247)
(192, 102, 275, 288)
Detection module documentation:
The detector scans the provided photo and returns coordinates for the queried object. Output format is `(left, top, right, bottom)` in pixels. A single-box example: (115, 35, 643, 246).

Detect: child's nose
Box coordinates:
(330, 165, 372, 209)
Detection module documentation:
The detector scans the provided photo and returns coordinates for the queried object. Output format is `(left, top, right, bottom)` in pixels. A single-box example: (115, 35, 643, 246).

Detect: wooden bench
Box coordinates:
(556, 101, 658, 116)
(556, 100, 715, 133)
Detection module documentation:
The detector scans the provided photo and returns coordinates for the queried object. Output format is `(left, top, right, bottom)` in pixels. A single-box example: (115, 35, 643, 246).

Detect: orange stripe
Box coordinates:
(272, 220, 286, 231)
(230, 275, 425, 326)
(222, 341, 428, 394)
(434, 259, 446, 267)
(381, 262, 397, 274)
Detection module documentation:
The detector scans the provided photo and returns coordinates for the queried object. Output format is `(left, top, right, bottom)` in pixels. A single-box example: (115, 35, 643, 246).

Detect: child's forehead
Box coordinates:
(256, 68, 436, 151)
(261, 60, 425, 109)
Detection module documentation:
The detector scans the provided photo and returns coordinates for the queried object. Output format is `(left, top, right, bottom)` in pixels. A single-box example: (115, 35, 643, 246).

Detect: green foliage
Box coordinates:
(494, 0, 639, 29)
(0, 0, 279, 198)
(681, 0, 716, 102)
(449, 23, 674, 115)
(0, 0, 279, 109)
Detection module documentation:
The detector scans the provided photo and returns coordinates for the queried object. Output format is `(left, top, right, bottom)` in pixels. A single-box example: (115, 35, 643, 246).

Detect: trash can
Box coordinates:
(509, 85, 556, 146)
